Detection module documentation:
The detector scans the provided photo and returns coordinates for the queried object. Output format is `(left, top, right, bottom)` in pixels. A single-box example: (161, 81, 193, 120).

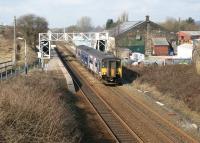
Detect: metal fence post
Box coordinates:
(0, 70, 2, 81)
(5, 67, 7, 79)
(11, 68, 13, 76)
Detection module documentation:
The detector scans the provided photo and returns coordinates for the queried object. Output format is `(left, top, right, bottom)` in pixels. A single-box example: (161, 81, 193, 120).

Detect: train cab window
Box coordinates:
(102, 61, 107, 68)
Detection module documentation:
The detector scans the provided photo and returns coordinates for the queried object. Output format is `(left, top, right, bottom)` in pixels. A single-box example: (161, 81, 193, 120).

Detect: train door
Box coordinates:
(107, 60, 117, 78)
(89, 56, 93, 71)
(116, 60, 122, 78)
(93, 58, 98, 73)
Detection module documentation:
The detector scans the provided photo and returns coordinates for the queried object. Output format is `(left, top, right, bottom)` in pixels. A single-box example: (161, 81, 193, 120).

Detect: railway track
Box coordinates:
(95, 83, 199, 143)
(56, 48, 143, 143)
(56, 45, 199, 143)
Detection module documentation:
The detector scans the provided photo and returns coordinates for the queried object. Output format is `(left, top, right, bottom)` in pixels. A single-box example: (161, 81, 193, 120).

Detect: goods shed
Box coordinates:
(152, 37, 169, 56)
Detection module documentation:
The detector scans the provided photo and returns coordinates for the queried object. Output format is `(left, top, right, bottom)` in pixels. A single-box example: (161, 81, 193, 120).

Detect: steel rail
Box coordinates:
(56, 48, 143, 143)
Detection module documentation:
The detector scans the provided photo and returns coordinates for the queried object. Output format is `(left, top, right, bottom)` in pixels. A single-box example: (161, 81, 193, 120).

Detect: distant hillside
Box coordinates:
(0, 34, 13, 61)
(0, 29, 37, 65)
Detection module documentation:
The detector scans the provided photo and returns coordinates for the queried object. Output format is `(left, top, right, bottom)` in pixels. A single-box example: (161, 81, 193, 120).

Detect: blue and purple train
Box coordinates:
(76, 45, 122, 85)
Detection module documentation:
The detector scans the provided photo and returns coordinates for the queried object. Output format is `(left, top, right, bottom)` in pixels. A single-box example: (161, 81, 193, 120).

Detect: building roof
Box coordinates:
(107, 21, 145, 37)
(77, 45, 119, 60)
(179, 31, 200, 36)
(152, 37, 169, 46)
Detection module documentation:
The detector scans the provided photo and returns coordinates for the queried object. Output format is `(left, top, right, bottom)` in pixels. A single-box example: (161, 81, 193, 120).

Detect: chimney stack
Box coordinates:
(145, 15, 151, 56)
(146, 15, 150, 22)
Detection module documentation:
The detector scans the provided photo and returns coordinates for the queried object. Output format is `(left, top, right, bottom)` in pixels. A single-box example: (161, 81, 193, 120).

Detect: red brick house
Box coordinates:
(152, 37, 169, 56)
(177, 31, 200, 44)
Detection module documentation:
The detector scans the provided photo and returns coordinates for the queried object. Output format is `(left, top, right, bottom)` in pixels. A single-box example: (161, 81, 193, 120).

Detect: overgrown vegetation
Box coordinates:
(0, 72, 81, 143)
(0, 18, 38, 65)
(129, 65, 200, 113)
(0, 34, 13, 61)
(17, 14, 48, 50)
(106, 11, 129, 29)
(161, 17, 200, 32)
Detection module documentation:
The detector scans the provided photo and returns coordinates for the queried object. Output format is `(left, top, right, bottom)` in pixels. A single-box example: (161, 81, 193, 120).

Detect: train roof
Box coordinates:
(77, 45, 120, 60)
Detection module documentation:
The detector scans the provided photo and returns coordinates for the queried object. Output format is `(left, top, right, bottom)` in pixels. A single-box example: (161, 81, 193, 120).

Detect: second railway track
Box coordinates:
(56, 48, 143, 143)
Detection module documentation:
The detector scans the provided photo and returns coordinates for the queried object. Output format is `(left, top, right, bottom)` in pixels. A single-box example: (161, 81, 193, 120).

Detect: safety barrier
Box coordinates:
(0, 60, 40, 81)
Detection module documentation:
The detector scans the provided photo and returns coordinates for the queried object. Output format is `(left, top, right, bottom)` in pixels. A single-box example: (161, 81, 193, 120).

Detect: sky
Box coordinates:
(0, 0, 200, 28)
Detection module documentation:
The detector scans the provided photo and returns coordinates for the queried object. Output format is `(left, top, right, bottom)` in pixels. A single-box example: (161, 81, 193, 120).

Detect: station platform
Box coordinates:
(47, 49, 75, 94)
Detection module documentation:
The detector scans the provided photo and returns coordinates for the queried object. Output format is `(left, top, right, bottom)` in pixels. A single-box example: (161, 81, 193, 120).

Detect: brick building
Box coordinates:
(152, 37, 169, 56)
(108, 16, 175, 56)
(177, 31, 200, 44)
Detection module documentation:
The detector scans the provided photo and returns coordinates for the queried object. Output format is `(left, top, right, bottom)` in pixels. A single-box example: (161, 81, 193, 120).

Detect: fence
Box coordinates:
(122, 58, 192, 67)
(0, 60, 13, 71)
(143, 58, 192, 66)
(0, 60, 40, 81)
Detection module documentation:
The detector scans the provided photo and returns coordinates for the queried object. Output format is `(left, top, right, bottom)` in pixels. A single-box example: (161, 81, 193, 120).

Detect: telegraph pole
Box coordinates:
(178, 17, 181, 31)
(24, 39, 27, 74)
(13, 16, 16, 65)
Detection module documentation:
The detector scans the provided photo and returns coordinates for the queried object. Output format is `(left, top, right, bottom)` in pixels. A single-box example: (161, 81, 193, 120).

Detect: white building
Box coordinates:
(177, 44, 193, 59)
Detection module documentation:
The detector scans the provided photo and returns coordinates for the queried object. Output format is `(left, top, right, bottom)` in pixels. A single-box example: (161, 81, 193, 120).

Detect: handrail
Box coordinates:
(0, 61, 12, 65)
(0, 65, 12, 70)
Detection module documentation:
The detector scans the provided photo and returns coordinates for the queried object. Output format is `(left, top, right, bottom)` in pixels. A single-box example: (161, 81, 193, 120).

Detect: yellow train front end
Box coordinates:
(101, 59, 122, 85)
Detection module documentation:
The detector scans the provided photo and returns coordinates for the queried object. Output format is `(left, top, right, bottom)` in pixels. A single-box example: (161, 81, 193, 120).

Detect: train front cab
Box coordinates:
(101, 59, 122, 85)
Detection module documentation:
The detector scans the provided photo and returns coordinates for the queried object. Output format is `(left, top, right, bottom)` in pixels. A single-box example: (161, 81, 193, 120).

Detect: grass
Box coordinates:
(130, 65, 200, 113)
(125, 65, 200, 130)
(0, 35, 13, 62)
(0, 72, 82, 143)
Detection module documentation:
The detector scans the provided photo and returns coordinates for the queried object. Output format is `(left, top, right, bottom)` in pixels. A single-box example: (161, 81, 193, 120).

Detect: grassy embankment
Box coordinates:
(0, 35, 13, 62)
(125, 65, 200, 122)
(0, 72, 82, 143)
(0, 30, 36, 65)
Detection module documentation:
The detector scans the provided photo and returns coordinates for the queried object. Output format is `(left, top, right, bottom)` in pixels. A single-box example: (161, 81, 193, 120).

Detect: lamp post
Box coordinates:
(18, 37, 28, 74)
(13, 16, 16, 65)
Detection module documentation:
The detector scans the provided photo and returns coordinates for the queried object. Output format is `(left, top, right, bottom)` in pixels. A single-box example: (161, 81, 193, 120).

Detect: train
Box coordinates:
(76, 45, 122, 85)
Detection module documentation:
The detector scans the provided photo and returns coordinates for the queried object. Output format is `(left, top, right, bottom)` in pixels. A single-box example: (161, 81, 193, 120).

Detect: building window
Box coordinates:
(136, 35, 141, 40)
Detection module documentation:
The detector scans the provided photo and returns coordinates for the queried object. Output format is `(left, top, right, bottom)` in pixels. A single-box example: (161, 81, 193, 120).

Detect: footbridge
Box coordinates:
(38, 31, 110, 60)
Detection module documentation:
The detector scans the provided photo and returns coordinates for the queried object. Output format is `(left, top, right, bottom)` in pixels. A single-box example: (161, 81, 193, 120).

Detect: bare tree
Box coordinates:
(161, 17, 200, 32)
(93, 26, 104, 32)
(161, 17, 179, 32)
(17, 14, 48, 50)
(66, 25, 80, 32)
(76, 16, 93, 32)
(118, 11, 129, 23)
